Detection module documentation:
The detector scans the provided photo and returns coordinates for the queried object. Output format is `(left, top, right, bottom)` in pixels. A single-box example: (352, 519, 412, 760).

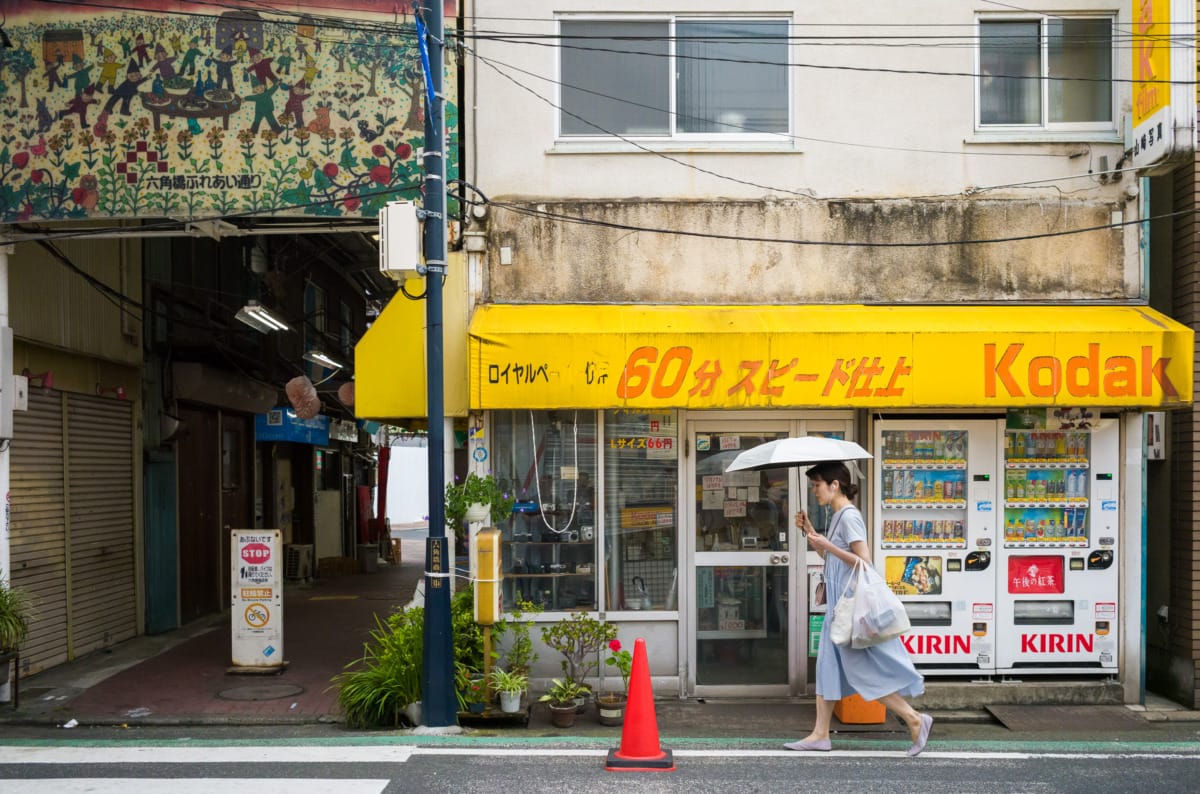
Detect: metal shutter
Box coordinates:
(9, 390, 68, 674)
(66, 393, 137, 657)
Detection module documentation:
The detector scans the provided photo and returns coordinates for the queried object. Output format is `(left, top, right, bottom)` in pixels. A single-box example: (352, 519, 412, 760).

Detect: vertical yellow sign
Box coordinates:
(1132, 0, 1171, 127)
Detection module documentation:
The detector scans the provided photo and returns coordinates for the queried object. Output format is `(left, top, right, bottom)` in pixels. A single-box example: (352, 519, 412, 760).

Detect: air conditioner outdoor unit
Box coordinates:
(284, 544, 314, 582)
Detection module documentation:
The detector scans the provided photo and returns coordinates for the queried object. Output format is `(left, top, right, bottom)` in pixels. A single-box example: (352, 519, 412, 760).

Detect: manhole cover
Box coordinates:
(217, 683, 304, 701)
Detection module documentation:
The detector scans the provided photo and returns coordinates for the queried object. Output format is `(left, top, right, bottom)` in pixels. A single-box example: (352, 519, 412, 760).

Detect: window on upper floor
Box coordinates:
(558, 17, 790, 140)
(977, 15, 1114, 132)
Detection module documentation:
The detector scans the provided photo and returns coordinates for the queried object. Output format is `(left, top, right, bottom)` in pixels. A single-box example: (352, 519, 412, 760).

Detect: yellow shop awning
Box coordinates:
(467, 304, 1193, 410)
(354, 252, 469, 420)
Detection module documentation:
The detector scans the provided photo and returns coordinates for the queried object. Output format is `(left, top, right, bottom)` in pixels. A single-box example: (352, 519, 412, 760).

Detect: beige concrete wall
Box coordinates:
(485, 198, 1129, 303)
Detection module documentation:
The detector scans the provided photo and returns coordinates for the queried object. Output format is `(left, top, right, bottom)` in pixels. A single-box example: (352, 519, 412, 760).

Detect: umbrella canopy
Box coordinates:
(725, 437, 873, 473)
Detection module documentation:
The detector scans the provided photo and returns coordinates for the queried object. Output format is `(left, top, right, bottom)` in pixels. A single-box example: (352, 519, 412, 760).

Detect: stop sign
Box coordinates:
(241, 542, 271, 564)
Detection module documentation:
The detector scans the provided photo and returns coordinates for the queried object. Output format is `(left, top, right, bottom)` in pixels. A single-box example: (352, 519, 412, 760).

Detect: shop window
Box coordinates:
(603, 410, 678, 611)
(559, 18, 789, 139)
(977, 16, 1113, 131)
(493, 410, 598, 612)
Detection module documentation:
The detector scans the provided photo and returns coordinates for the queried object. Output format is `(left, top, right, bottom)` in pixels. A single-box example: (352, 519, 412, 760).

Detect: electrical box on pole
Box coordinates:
(379, 200, 422, 282)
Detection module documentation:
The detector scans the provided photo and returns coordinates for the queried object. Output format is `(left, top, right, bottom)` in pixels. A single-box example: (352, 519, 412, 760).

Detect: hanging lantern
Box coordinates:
(337, 381, 355, 406)
(286, 375, 321, 419)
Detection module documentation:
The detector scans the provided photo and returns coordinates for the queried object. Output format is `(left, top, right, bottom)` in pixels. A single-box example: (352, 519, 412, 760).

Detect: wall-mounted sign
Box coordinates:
(467, 305, 1194, 410)
(231, 529, 283, 670)
(329, 418, 358, 442)
(0, 1, 460, 223)
(255, 408, 329, 445)
(1131, 0, 1197, 173)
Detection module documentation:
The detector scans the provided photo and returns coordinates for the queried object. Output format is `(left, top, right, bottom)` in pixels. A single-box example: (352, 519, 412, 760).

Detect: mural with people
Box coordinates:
(0, 1, 458, 221)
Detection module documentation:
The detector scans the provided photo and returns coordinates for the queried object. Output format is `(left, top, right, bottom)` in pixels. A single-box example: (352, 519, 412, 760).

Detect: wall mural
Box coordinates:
(0, 0, 458, 222)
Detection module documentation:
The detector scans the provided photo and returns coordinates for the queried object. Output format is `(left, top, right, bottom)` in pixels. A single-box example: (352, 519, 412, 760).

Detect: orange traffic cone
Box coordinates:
(605, 637, 675, 772)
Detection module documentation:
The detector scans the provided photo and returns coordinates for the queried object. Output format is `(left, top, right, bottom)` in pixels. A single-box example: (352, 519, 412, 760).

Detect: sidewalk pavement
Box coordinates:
(2, 531, 1199, 747)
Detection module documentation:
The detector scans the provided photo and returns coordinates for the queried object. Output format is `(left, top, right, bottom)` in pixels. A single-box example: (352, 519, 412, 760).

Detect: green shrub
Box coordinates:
(331, 607, 423, 729)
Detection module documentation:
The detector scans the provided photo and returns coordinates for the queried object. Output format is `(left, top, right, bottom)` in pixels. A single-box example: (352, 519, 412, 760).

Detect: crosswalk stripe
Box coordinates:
(3, 780, 389, 793)
(0, 746, 414, 764)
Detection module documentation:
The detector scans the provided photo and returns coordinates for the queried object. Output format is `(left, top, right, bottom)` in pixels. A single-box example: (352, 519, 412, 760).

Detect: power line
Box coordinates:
(488, 197, 1188, 249)
(471, 33, 1194, 86)
(467, 46, 1072, 160)
(474, 51, 1125, 201)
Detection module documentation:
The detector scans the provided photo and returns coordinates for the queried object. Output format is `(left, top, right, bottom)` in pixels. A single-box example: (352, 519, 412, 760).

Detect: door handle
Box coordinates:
(770, 554, 782, 564)
(780, 554, 788, 564)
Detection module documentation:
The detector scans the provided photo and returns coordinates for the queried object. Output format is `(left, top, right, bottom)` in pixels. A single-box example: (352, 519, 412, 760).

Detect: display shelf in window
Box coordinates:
(502, 536, 596, 612)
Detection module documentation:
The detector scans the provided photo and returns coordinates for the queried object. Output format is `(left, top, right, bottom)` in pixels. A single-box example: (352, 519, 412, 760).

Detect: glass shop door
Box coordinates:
(688, 421, 796, 697)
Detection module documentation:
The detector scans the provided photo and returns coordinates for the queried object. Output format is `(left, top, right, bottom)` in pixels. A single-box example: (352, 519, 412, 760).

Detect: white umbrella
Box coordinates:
(725, 437, 873, 473)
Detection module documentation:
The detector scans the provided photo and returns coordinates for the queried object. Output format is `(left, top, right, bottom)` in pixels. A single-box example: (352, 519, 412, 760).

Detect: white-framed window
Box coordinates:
(976, 14, 1114, 133)
(557, 16, 790, 141)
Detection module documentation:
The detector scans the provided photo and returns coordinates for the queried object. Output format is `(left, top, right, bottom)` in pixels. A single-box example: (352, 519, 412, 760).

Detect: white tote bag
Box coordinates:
(828, 560, 865, 647)
(850, 563, 912, 648)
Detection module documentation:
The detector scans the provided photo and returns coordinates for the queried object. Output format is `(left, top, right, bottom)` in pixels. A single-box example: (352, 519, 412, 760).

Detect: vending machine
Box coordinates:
(874, 420, 1000, 675)
(994, 416, 1119, 674)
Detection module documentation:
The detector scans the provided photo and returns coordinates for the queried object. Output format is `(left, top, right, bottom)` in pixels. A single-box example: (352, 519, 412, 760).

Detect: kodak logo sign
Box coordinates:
(984, 343, 1178, 400)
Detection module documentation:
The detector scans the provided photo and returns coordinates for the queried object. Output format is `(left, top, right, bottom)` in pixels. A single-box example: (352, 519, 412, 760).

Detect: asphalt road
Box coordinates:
(2, 737, 1200, 793)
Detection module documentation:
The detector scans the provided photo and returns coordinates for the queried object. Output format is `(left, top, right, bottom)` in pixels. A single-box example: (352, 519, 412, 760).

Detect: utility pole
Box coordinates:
(416, 1, 456, 726)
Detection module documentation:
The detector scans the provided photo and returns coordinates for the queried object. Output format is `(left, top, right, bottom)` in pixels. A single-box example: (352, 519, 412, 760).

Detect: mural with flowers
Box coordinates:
(0, 0, 458, 222)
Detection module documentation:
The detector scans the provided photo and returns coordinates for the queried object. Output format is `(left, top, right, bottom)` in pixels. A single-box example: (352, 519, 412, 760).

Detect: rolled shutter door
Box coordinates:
(66, 393, 137, 657)
(9, 389, 68, 674)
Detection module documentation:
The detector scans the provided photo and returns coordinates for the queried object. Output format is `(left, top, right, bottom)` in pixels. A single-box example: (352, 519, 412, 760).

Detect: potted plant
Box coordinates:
(444, 472, 515, 534)
(0, 572, 32, 650)
(538, 677, 588, 728)
(0, 571, 33, 689)
(331, 606, 423, 728)
(455, 662, 488, 713)
(502, 598, 541, 676)
(489, 667, 528, 714)
(597, 638, 633, 726)
(540, 613, 617, 706)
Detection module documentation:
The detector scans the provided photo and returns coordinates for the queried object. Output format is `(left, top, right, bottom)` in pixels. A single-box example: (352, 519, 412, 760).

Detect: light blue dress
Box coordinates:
(815, 504, 924, 701)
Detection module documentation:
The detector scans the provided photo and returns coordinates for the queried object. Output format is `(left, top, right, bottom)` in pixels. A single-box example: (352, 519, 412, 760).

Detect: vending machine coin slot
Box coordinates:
(904, 601, 952, 626)
(1087, 550, 1114, 570)
(1013, 600, 1074, 625)
(965, 551, 991, 571)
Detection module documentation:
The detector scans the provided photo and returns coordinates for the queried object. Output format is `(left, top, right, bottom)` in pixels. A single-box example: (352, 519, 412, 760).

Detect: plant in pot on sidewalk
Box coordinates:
(456, 662, 489, 713)
(332, 605, 423, 728)
(597, 638, 633, 726)
(489, 667, 528, 714)
(444, 472, 515, 535)
(540, 612, 617, 712)
(0, 570, 34, 688)
(539, 677, 588, 728)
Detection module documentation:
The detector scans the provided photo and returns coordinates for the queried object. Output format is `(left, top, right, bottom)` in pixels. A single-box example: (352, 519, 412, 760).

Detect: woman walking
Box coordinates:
(786, 460, 932, 756)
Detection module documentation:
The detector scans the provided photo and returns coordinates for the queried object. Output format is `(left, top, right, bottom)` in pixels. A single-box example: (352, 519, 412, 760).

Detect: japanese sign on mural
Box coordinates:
(0, 0, 458, 222)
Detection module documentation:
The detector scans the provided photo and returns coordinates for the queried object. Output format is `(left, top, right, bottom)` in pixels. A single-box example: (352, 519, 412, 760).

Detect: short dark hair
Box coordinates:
(805, 460, 859, 501)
